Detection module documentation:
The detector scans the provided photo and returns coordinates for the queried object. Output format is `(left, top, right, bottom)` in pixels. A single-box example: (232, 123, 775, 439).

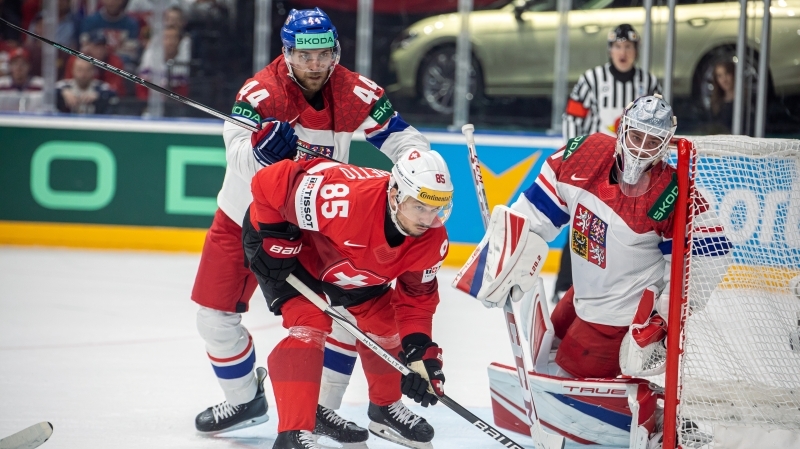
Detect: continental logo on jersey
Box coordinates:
(295, 175, 323, 230)
(571, 203, 607, 269)
(648, 173, 679, 221)
(418, 188, 452, 207)
(422, 260, 444, 283)
(563, 135, 588, 161)
(369, 95, 394, 125)
(231, 101, 261, 125)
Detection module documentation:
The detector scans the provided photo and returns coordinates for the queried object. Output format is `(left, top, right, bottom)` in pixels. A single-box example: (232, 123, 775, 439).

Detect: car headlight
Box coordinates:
(391, 29, 418, 52)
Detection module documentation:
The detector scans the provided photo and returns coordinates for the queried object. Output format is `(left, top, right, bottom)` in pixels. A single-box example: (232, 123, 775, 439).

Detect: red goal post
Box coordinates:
(662, 136, 800, 449)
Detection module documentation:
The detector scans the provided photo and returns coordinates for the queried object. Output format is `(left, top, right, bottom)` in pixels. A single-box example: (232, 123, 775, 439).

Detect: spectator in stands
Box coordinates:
(136, 26, 188, 100)
(64, 30, 127, 96)
(0, 0, 23, 42)
(25, 0, 80, 77)
(56, 57, 118, 114)
(79, 0, 140, 70)
(709, 60, 736, 133)
(0, 47, 45, 111)
(164, 6, 191, 60)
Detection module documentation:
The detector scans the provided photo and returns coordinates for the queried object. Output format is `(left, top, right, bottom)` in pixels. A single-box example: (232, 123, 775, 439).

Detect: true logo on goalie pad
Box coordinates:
(571, 204, 607, 269)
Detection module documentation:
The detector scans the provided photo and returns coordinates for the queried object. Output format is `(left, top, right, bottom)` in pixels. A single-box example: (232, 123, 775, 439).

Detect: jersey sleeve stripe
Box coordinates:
(365, 113, 408, 149)
(536, 174, 567, 206)
(522, 182, 571, 228)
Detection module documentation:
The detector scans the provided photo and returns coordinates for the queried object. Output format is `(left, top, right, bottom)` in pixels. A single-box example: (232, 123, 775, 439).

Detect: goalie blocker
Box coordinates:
(453, 206, 549, 308)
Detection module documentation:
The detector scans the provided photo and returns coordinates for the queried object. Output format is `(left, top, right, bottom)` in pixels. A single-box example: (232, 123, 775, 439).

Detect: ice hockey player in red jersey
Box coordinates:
(243, 148, 453, 449)
(192, 7, 431, 443)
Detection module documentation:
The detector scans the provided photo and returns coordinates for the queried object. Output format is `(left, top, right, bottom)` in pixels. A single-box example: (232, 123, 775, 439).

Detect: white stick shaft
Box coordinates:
(460, 124, 564, 449)
(461, 124, 490, 229)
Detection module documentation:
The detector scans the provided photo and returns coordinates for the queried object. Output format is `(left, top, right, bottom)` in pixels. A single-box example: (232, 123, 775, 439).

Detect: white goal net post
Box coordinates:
(663, 135, 800, 449)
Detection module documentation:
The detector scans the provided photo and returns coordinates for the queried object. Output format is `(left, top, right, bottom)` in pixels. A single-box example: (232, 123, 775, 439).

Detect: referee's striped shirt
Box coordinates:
(563, 62, 661, 140)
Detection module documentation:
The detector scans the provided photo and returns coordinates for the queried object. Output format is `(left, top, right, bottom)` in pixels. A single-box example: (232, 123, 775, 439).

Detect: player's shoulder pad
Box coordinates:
(647, 172, 679, 222)
(562, 135, 590, 161)
(329, 67, 392, 129)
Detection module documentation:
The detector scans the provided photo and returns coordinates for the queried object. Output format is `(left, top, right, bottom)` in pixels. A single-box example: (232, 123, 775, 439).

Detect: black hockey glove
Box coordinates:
(399, 334, 445, 407)
(248, 222, 302, 288)
(250, 118, 298, 166)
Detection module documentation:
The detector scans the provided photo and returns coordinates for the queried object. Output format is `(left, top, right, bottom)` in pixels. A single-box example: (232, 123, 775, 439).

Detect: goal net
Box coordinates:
(664, 135, 800, 449)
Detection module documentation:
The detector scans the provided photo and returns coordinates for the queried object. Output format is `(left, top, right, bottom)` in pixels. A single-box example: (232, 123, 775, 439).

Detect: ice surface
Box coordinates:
(0, 246, 565, 449)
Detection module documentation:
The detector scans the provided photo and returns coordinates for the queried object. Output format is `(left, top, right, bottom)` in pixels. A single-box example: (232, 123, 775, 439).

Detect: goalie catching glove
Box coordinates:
(399, 334, 444, 407)
(453, 205, 549, 308)
(619, 286, 668, 376)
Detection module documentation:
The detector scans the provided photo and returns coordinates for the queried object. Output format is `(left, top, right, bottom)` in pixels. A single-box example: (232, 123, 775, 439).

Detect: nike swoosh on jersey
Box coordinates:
(571, 174, 589, 181)
(343, 240, 366, 247)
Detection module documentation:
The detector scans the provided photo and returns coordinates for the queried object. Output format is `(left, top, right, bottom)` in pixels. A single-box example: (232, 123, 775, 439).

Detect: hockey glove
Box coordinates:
(250, 118, 298, 166)
(399, 335, 444, 407)
(249, 223, 302, 288)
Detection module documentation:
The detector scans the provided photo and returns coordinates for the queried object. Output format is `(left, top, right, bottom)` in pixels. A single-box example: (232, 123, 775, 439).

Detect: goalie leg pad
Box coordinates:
(453, 205, 549, 308)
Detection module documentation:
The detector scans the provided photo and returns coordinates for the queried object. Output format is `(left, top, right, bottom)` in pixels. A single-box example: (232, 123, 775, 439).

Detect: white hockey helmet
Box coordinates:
(615, 94, 677, 197)
(389, 149, 454, 236)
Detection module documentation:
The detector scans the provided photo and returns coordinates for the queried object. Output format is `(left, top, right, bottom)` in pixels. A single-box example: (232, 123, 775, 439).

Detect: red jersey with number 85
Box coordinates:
(249, 158, 449, 338)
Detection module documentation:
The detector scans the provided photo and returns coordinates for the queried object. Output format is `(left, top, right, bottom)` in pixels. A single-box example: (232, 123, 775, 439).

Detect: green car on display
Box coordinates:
(388, 0, 800, 114)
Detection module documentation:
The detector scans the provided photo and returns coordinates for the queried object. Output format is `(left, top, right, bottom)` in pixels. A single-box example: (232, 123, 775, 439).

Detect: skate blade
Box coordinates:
(367, 422, 433, 449)
(196, 414, 269, 436)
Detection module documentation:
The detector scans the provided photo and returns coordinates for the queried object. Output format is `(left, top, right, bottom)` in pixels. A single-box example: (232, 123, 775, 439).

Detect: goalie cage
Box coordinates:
(663, 135, 800, 449)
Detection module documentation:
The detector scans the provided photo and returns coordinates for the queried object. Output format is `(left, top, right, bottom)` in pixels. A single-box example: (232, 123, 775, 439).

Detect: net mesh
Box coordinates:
(675, 135, 800, 447)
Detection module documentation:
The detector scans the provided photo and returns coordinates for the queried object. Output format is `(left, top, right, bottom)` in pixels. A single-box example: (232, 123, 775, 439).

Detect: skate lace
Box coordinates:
(320, 407, 348, 428)
(387, 401, 422, 429)
(211, 401, 240, 422)
(297, 430, 321, 448)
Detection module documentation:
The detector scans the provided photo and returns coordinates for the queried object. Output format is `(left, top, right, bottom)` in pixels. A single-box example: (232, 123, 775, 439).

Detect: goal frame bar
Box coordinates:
(663, 138, 694, 449)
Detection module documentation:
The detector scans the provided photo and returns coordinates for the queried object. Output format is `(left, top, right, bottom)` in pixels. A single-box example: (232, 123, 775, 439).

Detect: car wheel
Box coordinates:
(692, 46, 770, 114)
(417, 45, 482, 115)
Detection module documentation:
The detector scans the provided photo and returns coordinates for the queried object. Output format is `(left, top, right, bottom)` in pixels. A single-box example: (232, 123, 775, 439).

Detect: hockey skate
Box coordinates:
(195, 366, 269, 434)
(273, 430, 322, 449)
(314, 404, 369, 443)
(367, 400, 434, 449)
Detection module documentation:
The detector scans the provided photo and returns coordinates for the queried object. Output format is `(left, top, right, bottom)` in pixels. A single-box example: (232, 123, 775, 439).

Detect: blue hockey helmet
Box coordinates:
(280, 8, 338, 50)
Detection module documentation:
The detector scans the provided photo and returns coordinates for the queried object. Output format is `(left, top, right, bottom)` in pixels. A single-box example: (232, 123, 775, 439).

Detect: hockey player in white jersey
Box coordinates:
(191, 8, 432, 444)
(555, 23, 663, 300)
(458, 95, 732, 447)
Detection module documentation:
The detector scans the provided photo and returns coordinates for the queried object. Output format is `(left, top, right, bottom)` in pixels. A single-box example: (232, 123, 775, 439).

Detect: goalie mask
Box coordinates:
(615, 94, 677, 197)
(388, 149, 453, 237)
(280, 8, 341, 90)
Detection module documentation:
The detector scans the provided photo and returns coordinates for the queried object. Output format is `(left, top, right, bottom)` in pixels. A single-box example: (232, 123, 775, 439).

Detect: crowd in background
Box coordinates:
(0, 0, 797, 137)
(0, 0, 235, 115)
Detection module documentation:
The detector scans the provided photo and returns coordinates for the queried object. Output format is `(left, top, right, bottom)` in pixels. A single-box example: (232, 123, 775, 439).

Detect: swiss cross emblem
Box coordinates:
(571, 204, 607, 269)
(321, 260, 389, 289)
(408, 150, 420, 160)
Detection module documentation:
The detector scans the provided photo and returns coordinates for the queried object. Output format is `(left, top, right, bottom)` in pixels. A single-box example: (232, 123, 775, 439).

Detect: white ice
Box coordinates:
(0, 246, 564, 449)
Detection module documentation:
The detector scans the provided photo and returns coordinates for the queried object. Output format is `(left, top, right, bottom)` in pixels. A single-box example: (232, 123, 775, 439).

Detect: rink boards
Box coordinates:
(0, 114, 566, 269)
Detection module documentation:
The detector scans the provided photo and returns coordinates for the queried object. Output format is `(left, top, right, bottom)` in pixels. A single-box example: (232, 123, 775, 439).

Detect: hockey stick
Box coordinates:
(284, 274, 527, 449)
(0, 18, 336, 163)
(461, 124, 565, 449)
(0, 422, 52, 449)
